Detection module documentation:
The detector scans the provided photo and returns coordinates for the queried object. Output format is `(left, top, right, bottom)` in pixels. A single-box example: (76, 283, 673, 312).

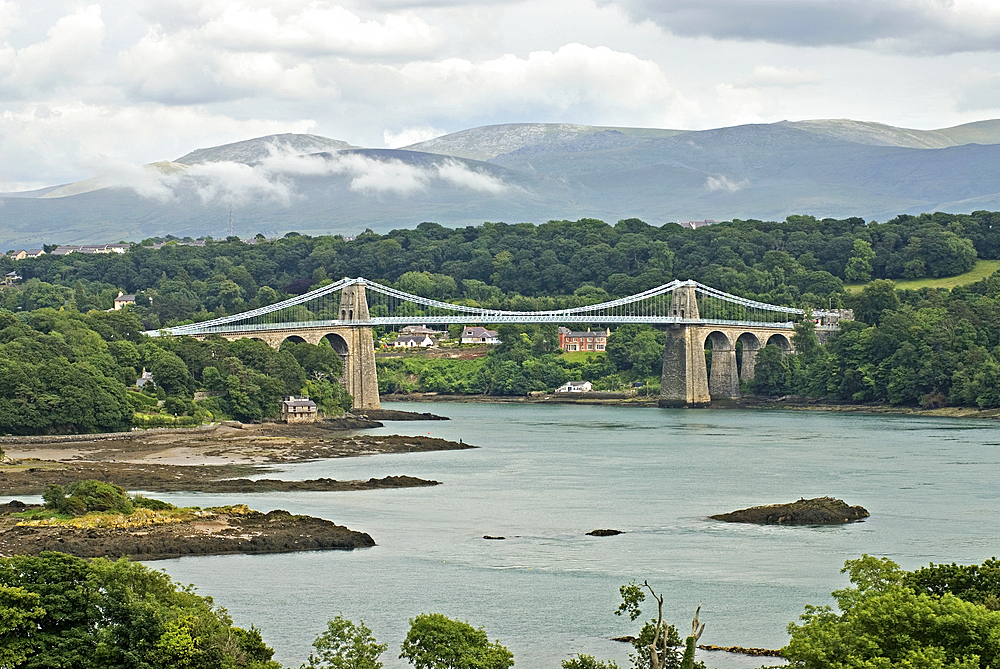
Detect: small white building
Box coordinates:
(393, 334, 435, 348)
(556, 381, 593, 393)
(460, 326, 499, 345)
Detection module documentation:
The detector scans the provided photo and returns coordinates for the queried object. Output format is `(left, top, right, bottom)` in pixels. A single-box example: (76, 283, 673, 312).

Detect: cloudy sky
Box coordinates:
(2, 0, 1000, 191)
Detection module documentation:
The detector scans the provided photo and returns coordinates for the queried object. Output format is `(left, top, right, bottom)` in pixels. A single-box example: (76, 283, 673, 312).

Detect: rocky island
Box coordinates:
(0, 499, 374, 560)
(710, 497, 870, 525)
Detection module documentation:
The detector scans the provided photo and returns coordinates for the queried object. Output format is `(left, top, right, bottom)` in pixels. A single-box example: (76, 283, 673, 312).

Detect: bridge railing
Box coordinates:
(146, 277, 842, 336)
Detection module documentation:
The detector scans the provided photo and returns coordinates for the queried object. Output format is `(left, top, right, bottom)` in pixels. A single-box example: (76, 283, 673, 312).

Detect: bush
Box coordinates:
(43, 480, 134, 517)
(132, 495, 177, 511)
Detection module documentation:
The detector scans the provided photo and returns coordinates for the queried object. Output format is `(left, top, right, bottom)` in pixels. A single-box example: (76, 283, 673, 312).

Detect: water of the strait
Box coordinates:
(123, 403, 999, 668)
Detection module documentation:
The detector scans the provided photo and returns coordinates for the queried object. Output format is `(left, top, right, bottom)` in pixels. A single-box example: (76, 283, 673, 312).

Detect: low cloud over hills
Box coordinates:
(3, 119, 1000, 250)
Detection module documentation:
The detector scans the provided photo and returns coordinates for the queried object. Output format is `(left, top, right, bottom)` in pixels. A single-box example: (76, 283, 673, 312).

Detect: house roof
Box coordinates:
(461, 326, 498, 337)
(394, 335, 432, 344)
(115, 294, 136, 302)
(564, 329, 610, 338)
(282, 398, 316, 408)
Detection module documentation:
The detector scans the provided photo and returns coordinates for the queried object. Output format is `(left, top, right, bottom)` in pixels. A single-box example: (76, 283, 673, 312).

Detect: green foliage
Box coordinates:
(845, 239, 876, 283)
(784, 555, 1000, 669)
(132, 494, 177, 511)
(748, 345, 790, 397)
(0, 552, 281, 669)
(43, 480, 135, 517)
(903, 558, 1000, 610)
(563, 655, 621, 669)
(614, 581, 689, 669)
(0, 585, 46, 668)
(302, 615, 387, 669)
(399, 613, 514, 669)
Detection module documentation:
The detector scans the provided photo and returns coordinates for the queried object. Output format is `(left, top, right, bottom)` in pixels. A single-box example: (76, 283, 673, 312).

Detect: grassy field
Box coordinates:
(845, 259, 1000, 293)
(558, 350, 606, 363)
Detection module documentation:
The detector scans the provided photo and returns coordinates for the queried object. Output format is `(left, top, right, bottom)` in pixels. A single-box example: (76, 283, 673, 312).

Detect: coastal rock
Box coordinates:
(358, 409, 449, 421)
(0, 508, 375, 560)
(709, 497, 869, 525)
(587, 529, 623, 536)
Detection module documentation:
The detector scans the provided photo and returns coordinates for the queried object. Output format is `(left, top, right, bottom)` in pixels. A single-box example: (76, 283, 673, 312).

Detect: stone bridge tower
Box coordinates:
(660, 282, 711, 407)
(658, 282, 796, 408)
(337, 281, 381, 411)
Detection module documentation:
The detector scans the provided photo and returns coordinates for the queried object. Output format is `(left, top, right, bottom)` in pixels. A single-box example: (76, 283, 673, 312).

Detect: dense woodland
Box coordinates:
(2, 211, 1000, 433)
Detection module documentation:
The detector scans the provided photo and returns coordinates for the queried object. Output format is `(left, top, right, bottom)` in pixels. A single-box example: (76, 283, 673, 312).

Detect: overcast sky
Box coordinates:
(2, 0, 1000, 191)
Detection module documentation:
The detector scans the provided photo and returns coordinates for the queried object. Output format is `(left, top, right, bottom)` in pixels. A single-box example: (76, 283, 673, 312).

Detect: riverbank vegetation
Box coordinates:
(3, 211, 1000, 434)
(0, 305, 353, 434)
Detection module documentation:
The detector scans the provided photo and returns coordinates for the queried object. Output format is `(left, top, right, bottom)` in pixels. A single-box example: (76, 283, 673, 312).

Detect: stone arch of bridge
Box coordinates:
(702, 330, 739, 400)
(736, 332, 762, 380)
(764, 333, 792, 351)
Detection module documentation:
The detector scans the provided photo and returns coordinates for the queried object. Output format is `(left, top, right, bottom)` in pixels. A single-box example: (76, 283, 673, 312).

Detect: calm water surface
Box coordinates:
(87, 404, 1000, 667)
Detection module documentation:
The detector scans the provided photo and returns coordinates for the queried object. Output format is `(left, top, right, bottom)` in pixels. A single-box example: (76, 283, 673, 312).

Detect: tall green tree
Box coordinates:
(785, 556, 1000, 669)
(399, 613, 513, 669)
(302, 615, 386, 669)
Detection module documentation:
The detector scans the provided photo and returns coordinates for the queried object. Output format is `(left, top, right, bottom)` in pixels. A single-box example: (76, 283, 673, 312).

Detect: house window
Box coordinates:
(588, 344, 593, 350)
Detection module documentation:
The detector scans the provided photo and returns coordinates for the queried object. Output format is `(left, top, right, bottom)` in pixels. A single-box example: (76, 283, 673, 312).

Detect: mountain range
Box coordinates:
(3, 119, 1000, 250)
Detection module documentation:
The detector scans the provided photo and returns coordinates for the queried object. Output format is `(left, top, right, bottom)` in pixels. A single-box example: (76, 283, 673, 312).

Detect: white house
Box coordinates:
(393, 334, 435, 348)
(556, 381, 593, 393)
(460, 326, 499, 344)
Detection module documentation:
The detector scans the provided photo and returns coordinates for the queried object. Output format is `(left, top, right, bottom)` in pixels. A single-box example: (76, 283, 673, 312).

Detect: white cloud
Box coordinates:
(956, 68, 1000, 112)
(705, 174, 747, 192)
(608, 0, 1000, 54)
(118, 27, 323, 104)
(384, 126, 446, 148)
(81, 149, 508, 203)
(375, 43, 695, 127)
(0, 102, 315, 191)
(739, 65, 822, 88)
(435, 160, 506, 193)
(199, 2, 439, 56)
(0, 1, 19, 39)
(0, 5, 104, 96)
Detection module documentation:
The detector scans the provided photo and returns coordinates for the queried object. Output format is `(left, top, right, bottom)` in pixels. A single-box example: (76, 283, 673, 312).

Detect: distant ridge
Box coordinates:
(3, 119, 1000, 251)
(175, 133, 358, 165)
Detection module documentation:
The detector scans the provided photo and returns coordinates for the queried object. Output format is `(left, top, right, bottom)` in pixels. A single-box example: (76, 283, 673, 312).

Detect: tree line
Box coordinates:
(0, 307, 352, 434)
(4, 211, 999, 331)
(5, 550, 998, 668)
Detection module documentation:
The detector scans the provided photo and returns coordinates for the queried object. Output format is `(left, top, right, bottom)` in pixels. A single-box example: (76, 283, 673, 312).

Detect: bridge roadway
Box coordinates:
(158, 281, 837, 410)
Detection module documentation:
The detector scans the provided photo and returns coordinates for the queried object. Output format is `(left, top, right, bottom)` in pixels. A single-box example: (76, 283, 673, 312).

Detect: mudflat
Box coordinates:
(0, 419, 472, 495)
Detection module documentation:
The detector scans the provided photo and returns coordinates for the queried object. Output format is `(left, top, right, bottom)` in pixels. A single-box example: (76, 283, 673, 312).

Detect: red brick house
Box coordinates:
(558, 327, 610, 352)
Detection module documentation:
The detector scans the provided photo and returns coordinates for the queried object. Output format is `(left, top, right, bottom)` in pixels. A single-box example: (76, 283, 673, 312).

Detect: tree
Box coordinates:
(784, 556, 1000, 669)
(852, 279, 899, 325)
(748, 345, 789, 396)
(844, 239, 875, 282)
(303, 615, 387, 669)
(615, 581, 702, 669)
(563, 655, 621, 669)
(399, 613, 513, 669)
(0, 585, 46, 668)
(0, 552, 282, 669)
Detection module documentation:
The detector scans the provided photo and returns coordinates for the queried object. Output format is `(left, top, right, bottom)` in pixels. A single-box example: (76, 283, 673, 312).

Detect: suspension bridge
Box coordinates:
(148, 277, 844, 409)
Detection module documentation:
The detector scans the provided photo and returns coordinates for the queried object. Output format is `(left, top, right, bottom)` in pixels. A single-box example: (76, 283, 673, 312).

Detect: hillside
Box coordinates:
(2, 119, 1000, 249)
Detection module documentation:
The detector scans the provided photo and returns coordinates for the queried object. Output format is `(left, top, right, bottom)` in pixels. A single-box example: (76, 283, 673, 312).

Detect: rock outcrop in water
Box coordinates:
(0, 506, 375, 560)
(710, 497, 869, 525)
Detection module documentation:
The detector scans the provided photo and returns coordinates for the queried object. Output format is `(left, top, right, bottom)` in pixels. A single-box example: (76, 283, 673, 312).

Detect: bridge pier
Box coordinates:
(659, 325, 711, 407)
(337, 282, 381, 412)
(659, 284, 710, 407)
(708, 337, 740, 400)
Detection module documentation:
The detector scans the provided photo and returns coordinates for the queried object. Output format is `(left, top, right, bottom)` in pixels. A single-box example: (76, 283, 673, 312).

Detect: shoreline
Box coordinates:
(381, 393, 1000, 421)
(0, 420, 471, 496)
